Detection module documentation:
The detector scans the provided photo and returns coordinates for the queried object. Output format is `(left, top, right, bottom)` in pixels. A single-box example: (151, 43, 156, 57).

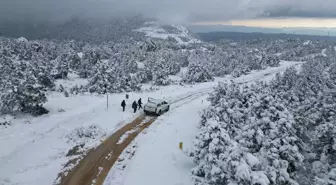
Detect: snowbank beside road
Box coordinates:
(104, 96, 209, 185)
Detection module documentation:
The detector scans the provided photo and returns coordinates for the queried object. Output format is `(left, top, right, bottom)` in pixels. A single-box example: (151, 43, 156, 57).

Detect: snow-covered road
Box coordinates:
(104, 95, 208, 185)
(103, 61, 303, 185)
(0, 76, 223, 185)
(0, 61, 301, 185)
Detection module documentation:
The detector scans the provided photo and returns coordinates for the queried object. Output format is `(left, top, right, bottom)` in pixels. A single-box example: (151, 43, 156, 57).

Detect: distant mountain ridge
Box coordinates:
(135, 22, 201, 45)
(188, 24, 335, 37)
(0, 16, 149, 43)
(195, 31, 336, 42)
(0, 16, 198, 44)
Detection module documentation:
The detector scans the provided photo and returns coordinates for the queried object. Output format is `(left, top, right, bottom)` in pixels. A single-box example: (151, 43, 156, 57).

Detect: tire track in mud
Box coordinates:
(57, 115, 157, 185)
(55, 89, 210, 185)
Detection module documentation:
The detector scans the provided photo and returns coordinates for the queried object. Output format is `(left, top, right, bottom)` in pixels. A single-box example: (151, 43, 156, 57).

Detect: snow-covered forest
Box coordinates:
(189, 42, 336, 184)
(0, 28, 296, 116)
(1, 17, 336, 185)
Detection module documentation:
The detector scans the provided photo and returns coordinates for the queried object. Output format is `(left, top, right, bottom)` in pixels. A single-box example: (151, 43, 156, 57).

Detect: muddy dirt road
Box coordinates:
(56, 89, 210, 185)
(58, 115, 157, 185)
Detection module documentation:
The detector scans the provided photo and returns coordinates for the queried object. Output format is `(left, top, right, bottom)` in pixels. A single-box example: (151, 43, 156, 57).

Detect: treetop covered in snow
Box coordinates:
(190, 53, 336, 185)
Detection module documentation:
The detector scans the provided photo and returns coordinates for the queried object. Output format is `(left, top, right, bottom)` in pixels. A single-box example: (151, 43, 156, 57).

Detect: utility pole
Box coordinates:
(107, 93, 109, 111)
(104, 84, 108, 111)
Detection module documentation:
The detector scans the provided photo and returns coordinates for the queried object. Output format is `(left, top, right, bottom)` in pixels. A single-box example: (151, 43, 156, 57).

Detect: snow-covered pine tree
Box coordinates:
(70, 85, 80, 95)
(245, 50, 263, 71)
(0, 61, 48, 115)
(30, 57, 55, 90)
(260, 54, 280, 69)
(183, 62, 213, 83)
(114, 72, 141, 92)
(191, 81, 304, 185)
(268, 57, 336, 184)
(16, 71, 48, 115)
(87, 60, 112, 94)
(78, 48, 104, 79)
(309, 90, 336, 180)
(246, 93, 304, 185)
(231, 63, 251, 78)
(328, 62, 336, 85)
(52, 53, 69, 79)
(78, 59, 91, 78)
(134, 68, 152, 83)
(69, 52, 82, 72)
(152, 59, 171, 86)
(191, 117, 255, 185)
(160, 49, 181, 75)
(175, 50, 189, 68)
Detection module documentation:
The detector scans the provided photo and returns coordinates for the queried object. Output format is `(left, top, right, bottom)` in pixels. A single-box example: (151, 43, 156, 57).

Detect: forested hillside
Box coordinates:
(190, 40, 336, 185)
(3, 27, 319, 117)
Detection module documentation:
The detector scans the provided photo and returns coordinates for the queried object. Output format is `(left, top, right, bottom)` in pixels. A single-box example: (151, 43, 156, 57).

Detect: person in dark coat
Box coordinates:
(132, 101, 138, 113)
(121, 100, 126, 112)
(138, 98, 142, 110)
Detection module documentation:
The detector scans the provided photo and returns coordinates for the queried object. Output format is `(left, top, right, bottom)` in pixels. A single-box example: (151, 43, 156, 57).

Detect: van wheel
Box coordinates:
(157, 110, 162, 116)
(167, 106, 170, 111)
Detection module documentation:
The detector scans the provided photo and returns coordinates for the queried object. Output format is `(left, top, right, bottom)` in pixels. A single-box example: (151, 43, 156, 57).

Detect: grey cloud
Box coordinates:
(1, 0, 336, 24)
(261, 0, 336, 18)
(0, 0, 264, 24)
(266, 10, 336, 18)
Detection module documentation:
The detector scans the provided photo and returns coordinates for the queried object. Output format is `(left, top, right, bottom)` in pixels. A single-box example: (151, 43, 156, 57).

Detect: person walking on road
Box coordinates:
(121, 100, 126, 112)
(138, 98, 142, 110)
(132, 101, 138, 113)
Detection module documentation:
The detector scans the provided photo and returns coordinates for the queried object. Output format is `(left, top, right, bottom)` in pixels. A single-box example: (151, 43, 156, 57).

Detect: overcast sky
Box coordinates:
(1, 0, 336, 26)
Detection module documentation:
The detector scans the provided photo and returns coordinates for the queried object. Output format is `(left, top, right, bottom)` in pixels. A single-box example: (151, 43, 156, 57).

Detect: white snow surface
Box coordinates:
(0, 61, 301, 185)
(103, 95, 209, 185)
(55, 73, 88, 91)
(16, 37, 28, 43)
(103, 61, 302, 185)
(303, 40, 311, 45)
(136, 61, 145, 69)
(77, 52, 84, 59)
(135, 22, 201, 45)
(0, 77, 222, 185)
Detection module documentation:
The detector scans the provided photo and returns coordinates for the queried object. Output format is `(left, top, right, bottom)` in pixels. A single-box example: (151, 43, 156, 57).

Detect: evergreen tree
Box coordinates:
(152, 59, 171, 86)
(183, 62, 213, 83)
(191, 82, 304, 185)
(87, 60, 112, 94)
(51, 53, 69, 79)
(260, 54, 280, 69)
(0, 61, 48, 115)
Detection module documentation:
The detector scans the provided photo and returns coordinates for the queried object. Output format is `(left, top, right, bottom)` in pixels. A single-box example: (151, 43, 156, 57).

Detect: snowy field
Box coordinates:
(0, 61, 300, 185)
